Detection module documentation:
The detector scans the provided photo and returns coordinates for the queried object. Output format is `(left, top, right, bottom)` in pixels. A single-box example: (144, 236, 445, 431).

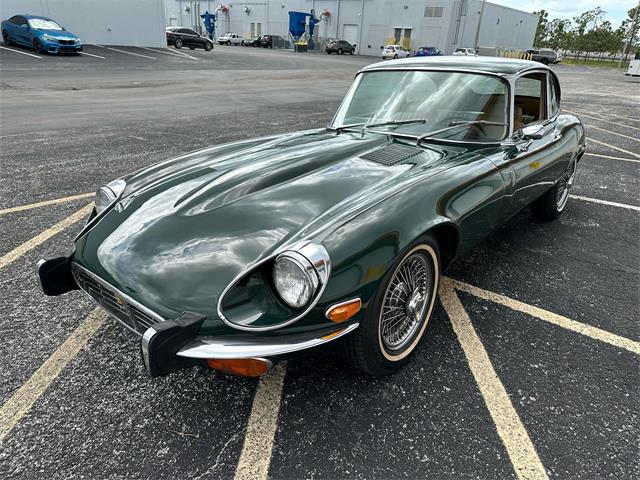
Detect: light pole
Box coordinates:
(474, 0, 487, 52)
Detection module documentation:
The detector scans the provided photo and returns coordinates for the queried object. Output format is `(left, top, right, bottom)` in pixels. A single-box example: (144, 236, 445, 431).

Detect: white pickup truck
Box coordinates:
(217, 33, 245, 45)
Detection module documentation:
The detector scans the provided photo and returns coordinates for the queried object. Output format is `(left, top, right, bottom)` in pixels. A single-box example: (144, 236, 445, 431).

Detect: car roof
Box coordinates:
(361, 55, 547, 75)
(21, 15, 54, 20)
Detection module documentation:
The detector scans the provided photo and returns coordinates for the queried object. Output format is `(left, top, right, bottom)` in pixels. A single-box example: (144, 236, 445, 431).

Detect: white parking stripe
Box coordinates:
(440, 285, 549, 480)
(565, 110, 640, 132)
(0, 46, 41, 58)
(586, 124, 640, 142)
(0, 308, 106, 444)
(105, 47, 156, 59)
(79, 51, 105, 59)
(588, 138, 640, 158)
(570, 194, 640, 212)
(583, 152, 640, 164)
(234, 362, 287, 480)
(140, 46, 198, 60)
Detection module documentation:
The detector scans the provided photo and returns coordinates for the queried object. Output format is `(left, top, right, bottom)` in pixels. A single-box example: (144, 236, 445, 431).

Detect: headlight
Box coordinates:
(94, 179, 126, 215)
(273, 252, 320, 308)
(42, 34, 56, 41)
(74, 38, 81, 43)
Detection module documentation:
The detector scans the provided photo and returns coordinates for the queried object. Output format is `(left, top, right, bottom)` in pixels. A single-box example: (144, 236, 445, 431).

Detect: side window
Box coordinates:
(548, 74, 560, 117)
(12, 16, 26, 26)
(514, 73, 547, 131)
(186, 29, 198, 36)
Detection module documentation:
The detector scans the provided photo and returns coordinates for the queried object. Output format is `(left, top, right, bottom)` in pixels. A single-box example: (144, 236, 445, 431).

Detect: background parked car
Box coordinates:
(453, 47, 477, 56)
(326, 39, 355, 55)
(217, 32, 244, 45)
(1, 14, 82, 54)
(527, 48, 558, 65)
(244, 35, 261, 47)
(414, 46, 443, 57)
(382, 45, 410, 59)
(166, 27, 213, 51)
(259, 35, 290, 48)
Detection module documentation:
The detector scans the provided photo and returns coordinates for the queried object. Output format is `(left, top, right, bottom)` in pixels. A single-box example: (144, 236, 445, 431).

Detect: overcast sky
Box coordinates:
(496, 0, 637, 27)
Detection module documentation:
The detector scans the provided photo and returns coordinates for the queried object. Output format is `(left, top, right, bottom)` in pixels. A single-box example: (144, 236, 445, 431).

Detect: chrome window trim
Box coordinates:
(72, 263, 165, 335)
(217, 241, 331, 332)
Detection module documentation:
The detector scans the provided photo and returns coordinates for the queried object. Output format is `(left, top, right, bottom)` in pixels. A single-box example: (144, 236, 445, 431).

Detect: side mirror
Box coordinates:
(21, 24, 29, 30)
(520, 123, 545, 140)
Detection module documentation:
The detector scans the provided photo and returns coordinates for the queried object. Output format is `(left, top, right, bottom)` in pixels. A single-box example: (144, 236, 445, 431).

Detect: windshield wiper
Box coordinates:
(364, 118, 426, 129)
(331, 118, 426, 134)
(416, 120, 507, 146)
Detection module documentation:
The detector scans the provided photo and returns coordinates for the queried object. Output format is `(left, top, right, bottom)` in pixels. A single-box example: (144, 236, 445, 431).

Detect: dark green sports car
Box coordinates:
(38, 57, 585, 378)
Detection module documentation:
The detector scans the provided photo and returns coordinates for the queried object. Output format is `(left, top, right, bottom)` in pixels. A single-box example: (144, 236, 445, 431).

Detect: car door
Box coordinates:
(180, 29, 197, 47)
(505, 70, 572, 213)
(13, 16, 29, 45)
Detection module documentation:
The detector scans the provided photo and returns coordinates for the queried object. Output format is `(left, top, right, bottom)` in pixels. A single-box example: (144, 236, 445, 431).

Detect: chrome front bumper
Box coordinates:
(38, 257, 358, 376)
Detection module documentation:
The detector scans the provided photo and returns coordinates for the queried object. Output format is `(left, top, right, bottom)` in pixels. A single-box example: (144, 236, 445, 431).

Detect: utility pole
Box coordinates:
(619, 0, 640, 66)
(473, 0, 486, 52)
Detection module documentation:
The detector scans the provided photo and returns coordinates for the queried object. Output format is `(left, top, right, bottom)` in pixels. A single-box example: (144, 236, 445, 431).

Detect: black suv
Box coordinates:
(166, 28, 214, 51)
(326, 39, 355, 55)
(259, 35, 290, 49)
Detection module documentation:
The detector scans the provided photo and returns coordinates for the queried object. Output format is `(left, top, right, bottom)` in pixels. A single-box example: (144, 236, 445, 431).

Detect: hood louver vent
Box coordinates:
(360, 143, 423, 166)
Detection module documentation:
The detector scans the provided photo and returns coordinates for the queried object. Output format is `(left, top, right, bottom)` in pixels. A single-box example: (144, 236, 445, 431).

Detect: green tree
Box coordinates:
(533, 9, 549, 46)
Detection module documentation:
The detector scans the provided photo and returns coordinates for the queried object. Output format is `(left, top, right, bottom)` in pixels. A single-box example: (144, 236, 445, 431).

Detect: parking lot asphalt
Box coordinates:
(1, 45, 639, 479)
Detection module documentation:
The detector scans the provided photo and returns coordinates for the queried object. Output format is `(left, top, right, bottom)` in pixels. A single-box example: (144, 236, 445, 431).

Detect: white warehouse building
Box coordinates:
(165, 1, 538, 55)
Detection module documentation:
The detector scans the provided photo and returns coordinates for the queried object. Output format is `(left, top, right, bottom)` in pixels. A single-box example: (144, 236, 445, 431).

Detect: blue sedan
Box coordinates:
(414, 46, 443, 57)
(1, 14, 82, 54)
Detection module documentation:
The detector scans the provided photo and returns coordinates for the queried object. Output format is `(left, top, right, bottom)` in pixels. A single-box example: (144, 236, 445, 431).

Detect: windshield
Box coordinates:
(28, 18, 64, 30)
(331, 70, 509, 142)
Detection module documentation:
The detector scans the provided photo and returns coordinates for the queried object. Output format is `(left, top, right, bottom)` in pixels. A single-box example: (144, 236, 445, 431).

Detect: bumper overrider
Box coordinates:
(37, 255, 359, 377)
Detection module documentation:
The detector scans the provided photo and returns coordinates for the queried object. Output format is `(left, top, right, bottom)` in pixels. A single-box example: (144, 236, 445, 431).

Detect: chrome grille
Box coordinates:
(72, 265, 161, 335)
(360, 143, 423, 166)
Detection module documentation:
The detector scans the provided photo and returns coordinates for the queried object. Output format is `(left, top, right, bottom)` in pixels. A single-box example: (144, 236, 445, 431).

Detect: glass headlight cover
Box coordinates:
(94, 179, 126, 214)
(273, 252, 320, 308)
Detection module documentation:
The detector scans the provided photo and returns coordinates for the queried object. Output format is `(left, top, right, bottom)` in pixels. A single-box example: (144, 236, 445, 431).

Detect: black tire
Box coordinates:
(338, 48, 343, 55)
(204, 42, 212, 51)
(227, 41, 231, 46)
(531, 158, 577, 221)
(393, 54, 398, 59)
(175, 38, 183, 49)
(218, 42, 223, 45)
(2, 31, 11, 46)
(541, 58, 549, 65)
(342, 235, 440, 376)
(326, 50, 331, 54)
(33, 38, 43, 53)
(350, 48, 355, 55)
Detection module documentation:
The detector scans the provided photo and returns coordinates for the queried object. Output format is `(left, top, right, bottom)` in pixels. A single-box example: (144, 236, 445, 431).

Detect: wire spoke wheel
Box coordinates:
(380, 253, 432, 352)
(556, 159, 577, 211)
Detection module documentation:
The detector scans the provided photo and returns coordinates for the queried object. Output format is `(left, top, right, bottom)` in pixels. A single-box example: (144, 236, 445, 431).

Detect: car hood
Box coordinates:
(74, 130, 456, 324)
(36, 29, 76, 37)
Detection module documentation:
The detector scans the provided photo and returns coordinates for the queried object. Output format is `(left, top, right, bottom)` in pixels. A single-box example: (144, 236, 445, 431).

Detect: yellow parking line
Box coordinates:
(0, 308, 106, 444)
(234, 362, 287, 480)
(583, 152, 639, 164)
(570, 194, 640, 212)
(439, 285, 549, 480)
(588, 139, 640, 159)
(0, 193, 93, 216)
(0, 204, 92, 271)
(565, 110, 640, 131)
(445, 278, 640, 355)
(586, 125, 640, 142)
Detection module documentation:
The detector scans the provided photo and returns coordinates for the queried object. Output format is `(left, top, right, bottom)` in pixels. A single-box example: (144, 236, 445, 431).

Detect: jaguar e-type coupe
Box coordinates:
(38, 57, 585, 378)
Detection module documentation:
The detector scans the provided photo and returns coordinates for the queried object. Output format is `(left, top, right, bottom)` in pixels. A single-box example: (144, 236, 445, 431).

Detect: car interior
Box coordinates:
(514, 72, 546, 131)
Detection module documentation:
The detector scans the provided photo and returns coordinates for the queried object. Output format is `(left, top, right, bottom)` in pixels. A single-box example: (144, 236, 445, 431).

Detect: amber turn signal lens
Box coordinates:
(325, 298, 361, 323)
(207, 358, 271, 377)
